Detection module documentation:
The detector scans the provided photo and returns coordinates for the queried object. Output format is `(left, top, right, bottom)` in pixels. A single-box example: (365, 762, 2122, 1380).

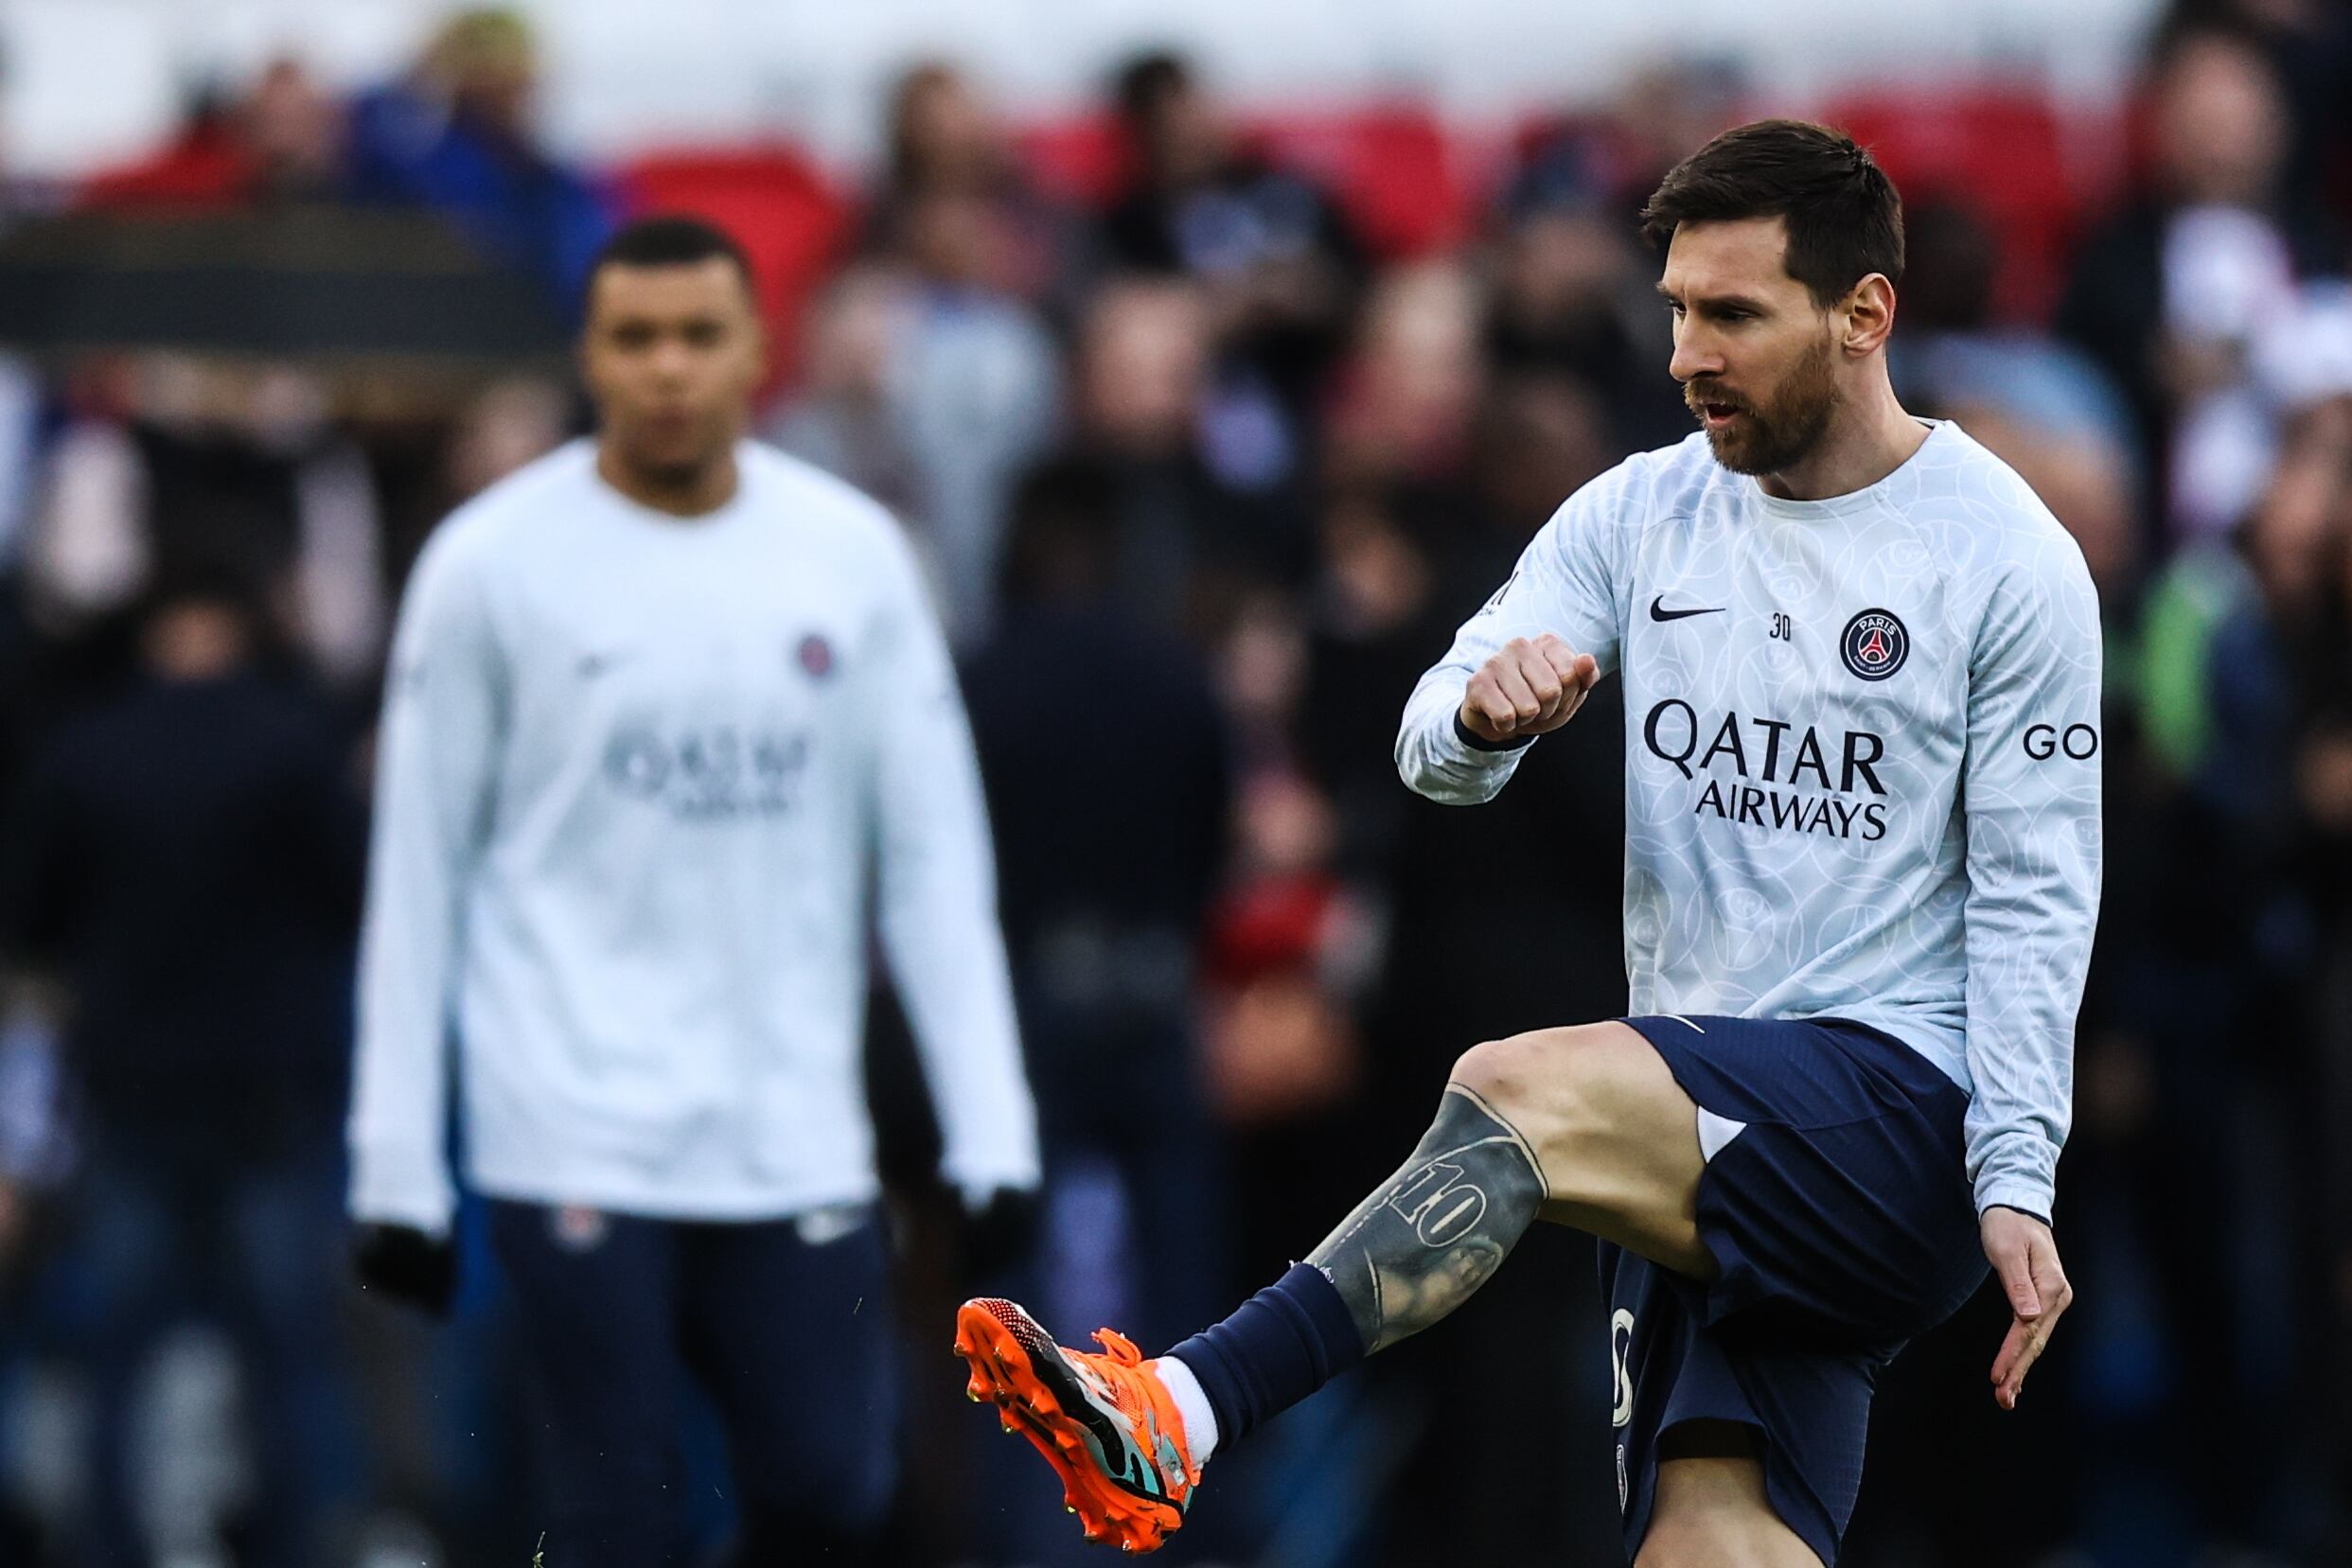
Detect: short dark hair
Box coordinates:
(588, 215, 755, 291)
(1114, 50, 1193, 123)
(1639, 119, 1903, 307)
(999, 456, 1119, 604)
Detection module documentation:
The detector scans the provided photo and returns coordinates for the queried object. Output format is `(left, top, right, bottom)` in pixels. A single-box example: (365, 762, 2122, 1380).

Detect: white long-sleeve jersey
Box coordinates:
(349, 440, 1038, 1234)
(1397, 422, 2101, 1223)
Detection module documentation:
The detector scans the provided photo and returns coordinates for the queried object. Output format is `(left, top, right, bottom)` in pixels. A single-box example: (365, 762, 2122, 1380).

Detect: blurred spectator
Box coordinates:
(0, 549, 366, 1568)
(1102, 51, 1367, 436)
(768, 267, 921, 520)
(864, 63, 1075, 308)
(878, 65, 1005, 210)
(1600, 59, 1749, 215)
(441, 376, 572, 511)
(349, 9, 614, 309)
(1487, 132, 1683, 449)
(2056, 24, 2344, 545)
(1898, 202, 2142, 474)
(1064, 275, 1309, 640)
(1324, 261, 1488, 490)
(2166, 0, 2352, 224)
(23, 356, 386, 687)
(771, 185, 1061, 647)
(81, 58, 349, 211)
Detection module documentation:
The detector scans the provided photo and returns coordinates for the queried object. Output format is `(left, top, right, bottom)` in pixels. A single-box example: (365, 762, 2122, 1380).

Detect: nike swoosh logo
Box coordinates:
(1649, 597, 1726, 623)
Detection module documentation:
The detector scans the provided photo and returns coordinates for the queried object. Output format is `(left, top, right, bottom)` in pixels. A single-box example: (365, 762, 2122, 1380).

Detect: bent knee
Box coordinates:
(1447, 1022, 1665, 1135)
(1447, 1031, 1547, 1111)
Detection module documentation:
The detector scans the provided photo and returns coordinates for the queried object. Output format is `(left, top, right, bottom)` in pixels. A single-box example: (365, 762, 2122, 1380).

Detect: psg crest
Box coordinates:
(797, 633, 835, 679)
(1840, 608, 1908, 681)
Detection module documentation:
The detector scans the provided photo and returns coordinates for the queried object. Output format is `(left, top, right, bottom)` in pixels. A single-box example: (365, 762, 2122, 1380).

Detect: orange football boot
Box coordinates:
(955, 1296, 1199, 1553)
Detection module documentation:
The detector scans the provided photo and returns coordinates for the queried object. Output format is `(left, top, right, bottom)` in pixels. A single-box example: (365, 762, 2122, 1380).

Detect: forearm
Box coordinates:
(1394, 671, 1532, 805)
(872, 644, 1039, 1191)
(1962, 898, 2089, 1221)
(880, 881, 1039, 1192)
(348, 852, 461, 1232)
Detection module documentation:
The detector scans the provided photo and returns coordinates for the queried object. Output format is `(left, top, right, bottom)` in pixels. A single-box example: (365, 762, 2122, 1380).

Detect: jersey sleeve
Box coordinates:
(1394, 459, 1635, 804)
(860, 527, 1041, 1200)
(348, 524, 505, 1236)
(1960, 537, 2104, 1222)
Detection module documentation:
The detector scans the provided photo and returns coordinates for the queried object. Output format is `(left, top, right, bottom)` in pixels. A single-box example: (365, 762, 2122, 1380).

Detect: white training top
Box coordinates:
(348, 439, 1039, 1234)
(1396, 422, 2102, 1222)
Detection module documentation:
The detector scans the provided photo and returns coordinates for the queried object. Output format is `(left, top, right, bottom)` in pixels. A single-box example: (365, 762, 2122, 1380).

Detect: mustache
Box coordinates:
(1684, 382, 1749, 412)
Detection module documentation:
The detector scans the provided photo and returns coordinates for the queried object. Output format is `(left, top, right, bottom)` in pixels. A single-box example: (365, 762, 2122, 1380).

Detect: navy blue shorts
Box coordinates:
(1604, 1014, 1987, 1567)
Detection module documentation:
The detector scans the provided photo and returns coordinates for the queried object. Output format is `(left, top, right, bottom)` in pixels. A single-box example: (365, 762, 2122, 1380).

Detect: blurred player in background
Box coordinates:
(347, 215, 1040, 1567)
(958, 121, 2099, 1565)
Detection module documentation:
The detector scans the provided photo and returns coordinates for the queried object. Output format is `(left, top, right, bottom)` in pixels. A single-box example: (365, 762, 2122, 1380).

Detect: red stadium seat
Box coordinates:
(1250, 103, 1467, 258)
(1012, 112, 1131, 208)
(78, 116, 257, 210)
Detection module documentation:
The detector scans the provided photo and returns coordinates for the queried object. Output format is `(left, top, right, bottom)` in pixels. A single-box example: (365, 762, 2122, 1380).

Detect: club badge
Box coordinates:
(1840, 608, 1908, 681)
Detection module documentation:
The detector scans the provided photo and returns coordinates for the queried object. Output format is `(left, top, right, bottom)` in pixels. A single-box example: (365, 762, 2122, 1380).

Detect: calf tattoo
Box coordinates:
(1307, 1084, 1548, 1353)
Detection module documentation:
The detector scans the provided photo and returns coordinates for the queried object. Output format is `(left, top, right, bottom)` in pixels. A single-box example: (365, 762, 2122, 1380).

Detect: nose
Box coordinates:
(647, 335, 695, 383)
(1669, 320, 1724, 386)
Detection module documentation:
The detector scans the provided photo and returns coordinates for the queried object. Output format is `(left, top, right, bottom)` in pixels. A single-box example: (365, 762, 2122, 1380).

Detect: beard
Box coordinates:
(1687, 334, 1840, 476)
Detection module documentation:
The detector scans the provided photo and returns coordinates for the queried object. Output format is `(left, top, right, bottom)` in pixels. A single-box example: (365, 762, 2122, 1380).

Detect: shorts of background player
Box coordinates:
(1602, 1014, 1989, 1568)
(489, 1200, 897, 1568)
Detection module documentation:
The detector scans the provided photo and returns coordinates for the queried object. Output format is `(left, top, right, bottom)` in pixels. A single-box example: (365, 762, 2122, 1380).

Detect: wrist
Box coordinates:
(1452, 711, 1534, 754)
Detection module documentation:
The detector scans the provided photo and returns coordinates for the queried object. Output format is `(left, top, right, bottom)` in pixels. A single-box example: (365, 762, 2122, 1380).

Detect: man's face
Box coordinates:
(1657, 217, 1845, 477)
(580, 258, 764, 484)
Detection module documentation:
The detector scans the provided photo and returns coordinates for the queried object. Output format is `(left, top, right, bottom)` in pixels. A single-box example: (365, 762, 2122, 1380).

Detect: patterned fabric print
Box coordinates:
(1395, 421, 2102, 1222)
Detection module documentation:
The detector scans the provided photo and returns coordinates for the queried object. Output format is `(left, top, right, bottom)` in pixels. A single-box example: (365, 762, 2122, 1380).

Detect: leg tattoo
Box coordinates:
(1306, 1083, 1547, 1352)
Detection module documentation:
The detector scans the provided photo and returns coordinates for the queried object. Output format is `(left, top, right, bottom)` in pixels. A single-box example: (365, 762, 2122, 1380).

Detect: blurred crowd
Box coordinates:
(0, 3, 2350, 1565)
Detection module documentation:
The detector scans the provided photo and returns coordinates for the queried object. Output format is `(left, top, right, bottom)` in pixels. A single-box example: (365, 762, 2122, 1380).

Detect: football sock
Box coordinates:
(1161, 1262, 1362, 1450)
(1150, 1353, 1220, 1465)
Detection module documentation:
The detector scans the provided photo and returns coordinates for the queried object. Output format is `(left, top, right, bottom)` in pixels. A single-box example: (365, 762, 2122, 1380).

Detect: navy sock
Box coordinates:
(1163, 1262, 1364, 1446)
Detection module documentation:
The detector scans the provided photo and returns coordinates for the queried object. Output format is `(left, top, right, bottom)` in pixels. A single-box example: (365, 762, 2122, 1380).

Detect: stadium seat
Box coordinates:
(1250, 103, 1468, 258)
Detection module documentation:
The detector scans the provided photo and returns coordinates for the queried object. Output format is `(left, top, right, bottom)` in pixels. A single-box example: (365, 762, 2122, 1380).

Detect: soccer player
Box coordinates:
(955, 120, 2098, 1566)
(347, 216, 1041, 1566)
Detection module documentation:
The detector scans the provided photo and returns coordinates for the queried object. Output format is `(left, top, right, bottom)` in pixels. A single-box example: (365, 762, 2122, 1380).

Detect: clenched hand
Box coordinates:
(1458, 633, 1601, 746)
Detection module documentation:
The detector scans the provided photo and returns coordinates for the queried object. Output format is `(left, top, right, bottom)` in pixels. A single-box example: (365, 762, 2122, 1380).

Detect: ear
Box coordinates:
(1842, 273, 1897, 357)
